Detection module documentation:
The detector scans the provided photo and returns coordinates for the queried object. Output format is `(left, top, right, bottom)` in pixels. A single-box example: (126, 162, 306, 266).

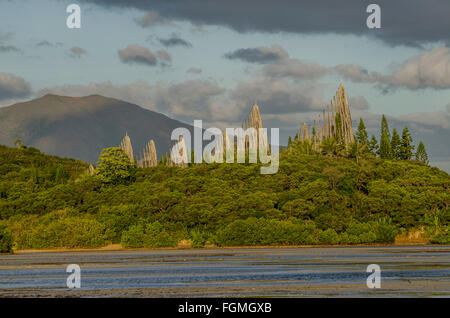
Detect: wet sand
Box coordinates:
(1, 246, 449, 297)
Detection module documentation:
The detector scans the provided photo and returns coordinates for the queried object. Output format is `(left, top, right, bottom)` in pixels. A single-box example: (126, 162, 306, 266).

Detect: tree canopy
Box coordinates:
(416, 141, 429, 164)
(0, 134, 448, 250)
(400, 127, 415, 160)
(95, 147, 134, 184)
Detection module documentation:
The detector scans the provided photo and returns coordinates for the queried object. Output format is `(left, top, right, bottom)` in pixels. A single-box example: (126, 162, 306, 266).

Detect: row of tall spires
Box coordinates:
(117, 104, 268, 168)
(138, 139, 158, 168)
(117, 84, 353, 167)
(119, 133, 159, 168)
(297, 83, 354, 149)
(119, 133, 189, 168)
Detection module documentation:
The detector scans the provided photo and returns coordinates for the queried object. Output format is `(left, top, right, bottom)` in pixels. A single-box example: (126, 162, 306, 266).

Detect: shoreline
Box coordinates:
(2, 245, 449, 298)
(9, 241, 433, 254)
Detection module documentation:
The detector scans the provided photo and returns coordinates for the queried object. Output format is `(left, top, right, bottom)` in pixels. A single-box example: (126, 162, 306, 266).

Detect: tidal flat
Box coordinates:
(0, 246, 449, 297)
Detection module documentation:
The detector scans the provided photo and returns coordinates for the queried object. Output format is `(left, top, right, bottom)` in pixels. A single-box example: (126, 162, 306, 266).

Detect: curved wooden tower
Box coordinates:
(138, 139, 158, 168)
(119, 132, 134, 163)
(298, 83, 354, 148)
(242, 103, 269, 151)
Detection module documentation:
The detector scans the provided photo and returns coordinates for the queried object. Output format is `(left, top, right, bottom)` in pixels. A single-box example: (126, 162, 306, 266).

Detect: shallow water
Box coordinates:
(0, 246, 449, 297)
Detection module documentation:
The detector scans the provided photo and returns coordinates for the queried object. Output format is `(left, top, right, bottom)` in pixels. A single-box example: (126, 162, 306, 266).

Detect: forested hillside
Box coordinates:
(0, 138, 448, 252)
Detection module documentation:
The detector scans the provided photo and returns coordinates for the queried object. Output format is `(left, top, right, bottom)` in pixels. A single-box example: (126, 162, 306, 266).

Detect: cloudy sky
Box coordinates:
(1, 0, 450, 171)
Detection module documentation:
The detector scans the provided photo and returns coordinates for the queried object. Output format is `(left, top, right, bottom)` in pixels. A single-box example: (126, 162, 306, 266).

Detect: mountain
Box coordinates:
(0, 94, 193, 163)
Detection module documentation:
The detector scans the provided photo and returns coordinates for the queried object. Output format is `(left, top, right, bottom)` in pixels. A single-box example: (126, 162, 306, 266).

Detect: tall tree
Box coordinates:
(96, 147, 133, 184)
(381, 114, 390, 139)
(356, 118, 369, 145)
(400, 127, 414, 160)
(378, 133, 391, 159)
(288, 136, 292, 146)
(368, 135, 378, 155)
(378, 115, 391, 159)
(390, 128, 401, 160)
(415, 141, 429, 164)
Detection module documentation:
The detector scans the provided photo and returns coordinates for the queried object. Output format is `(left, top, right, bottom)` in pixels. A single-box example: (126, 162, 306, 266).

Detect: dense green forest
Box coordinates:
(0, 117, 449, 253)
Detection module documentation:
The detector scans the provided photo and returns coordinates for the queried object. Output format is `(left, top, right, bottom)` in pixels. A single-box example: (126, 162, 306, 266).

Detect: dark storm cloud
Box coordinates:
(81, 0, 450, 47)
(0, 73, 32, 100)
(225, 46, 287, 64)
(158, 35, 192, 48)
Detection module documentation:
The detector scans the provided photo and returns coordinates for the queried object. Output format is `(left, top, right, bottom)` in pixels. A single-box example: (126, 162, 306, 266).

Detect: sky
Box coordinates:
(1, 0, 450, 171)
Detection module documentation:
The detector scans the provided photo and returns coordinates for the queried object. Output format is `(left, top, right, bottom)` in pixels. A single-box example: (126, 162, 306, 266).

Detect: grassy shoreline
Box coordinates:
(10, 241, 434, 254)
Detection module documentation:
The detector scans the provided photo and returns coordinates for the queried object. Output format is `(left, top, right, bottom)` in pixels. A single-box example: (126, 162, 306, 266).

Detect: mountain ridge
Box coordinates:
(0, 94, 193, 163)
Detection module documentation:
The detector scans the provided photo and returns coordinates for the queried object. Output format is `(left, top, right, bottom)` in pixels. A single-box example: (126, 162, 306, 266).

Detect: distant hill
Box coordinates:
(0, 94, 193, 163)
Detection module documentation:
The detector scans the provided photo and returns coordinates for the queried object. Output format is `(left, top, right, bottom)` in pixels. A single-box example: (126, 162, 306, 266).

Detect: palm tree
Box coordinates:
(320, 138, 337, 158)
(350, 141, 367, 164)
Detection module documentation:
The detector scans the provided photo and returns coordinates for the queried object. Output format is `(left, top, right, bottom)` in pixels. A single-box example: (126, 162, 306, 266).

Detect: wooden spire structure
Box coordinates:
(119, 132, 134, 163)
(138, 139, 158, 168)
(298, 83, 354, 149)
(241, 103, 269, 151)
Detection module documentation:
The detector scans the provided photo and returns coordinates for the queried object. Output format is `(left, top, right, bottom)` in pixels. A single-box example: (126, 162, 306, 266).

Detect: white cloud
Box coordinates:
(232, 45, 450, 91)
(381, 47, 450, 89)
(118, 45, 171, 67)
(0, 73, 32, 100)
